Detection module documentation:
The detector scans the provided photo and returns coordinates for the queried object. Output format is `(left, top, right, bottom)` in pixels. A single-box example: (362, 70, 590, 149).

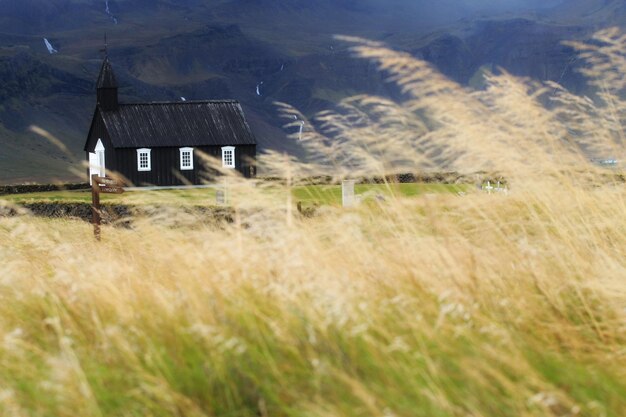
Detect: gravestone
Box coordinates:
(342, 180, 356, 207)
(216, 188, 228, 205)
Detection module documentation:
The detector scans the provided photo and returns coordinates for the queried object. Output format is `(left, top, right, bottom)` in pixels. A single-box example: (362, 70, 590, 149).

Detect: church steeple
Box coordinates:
(96, 57, 118, 111)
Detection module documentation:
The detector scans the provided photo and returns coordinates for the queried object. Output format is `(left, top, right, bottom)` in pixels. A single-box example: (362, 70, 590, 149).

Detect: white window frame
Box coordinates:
(179, 147, 194, 170)
(137, 148, 152, 172)
(221, 146, 235, 169)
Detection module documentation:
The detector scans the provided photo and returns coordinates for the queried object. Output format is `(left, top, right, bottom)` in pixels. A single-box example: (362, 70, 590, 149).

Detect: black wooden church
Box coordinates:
(84, 58, 256, 186)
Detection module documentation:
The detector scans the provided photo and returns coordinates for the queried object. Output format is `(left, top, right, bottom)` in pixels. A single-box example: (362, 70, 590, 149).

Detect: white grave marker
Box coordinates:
(342, 180, 356, 207)
(482, 180, 508, 195)
(216, 187, 228, 205)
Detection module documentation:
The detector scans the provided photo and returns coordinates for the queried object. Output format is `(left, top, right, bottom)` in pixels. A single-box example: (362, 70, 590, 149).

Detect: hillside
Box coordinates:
(547, 0, 626, 26)
(0, 0, 621, 183)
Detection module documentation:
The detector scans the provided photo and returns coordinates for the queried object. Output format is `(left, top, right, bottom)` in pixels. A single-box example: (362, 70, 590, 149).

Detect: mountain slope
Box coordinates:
(546, 0, 626, 25)
(0, 0, 622, 183)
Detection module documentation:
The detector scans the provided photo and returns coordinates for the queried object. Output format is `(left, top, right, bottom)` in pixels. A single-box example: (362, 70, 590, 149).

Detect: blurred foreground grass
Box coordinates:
(0, 184, 624, 417)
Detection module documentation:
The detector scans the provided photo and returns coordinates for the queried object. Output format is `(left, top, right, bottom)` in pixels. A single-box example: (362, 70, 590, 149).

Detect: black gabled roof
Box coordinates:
(99, 100, 256, 148)
(96, 57, 118, 89)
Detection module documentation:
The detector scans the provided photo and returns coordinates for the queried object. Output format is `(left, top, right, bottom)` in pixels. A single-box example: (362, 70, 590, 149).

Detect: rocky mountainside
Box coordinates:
(547, 0, 626, 26)
(0, 0, 620, 183)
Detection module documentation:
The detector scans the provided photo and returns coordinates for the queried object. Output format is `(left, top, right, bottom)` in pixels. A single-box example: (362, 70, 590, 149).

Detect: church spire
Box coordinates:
(96, 40, 118, 111)
(97, 57, 118, 89)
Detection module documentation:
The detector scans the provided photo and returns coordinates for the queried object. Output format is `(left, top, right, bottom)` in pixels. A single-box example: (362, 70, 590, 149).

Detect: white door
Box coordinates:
(89, 139, 106, 184)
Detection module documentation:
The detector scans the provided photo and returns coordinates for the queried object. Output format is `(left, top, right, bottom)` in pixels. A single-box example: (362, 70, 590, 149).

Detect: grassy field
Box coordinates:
(0, 183, 469, 206)
(1, 184, 624, 417)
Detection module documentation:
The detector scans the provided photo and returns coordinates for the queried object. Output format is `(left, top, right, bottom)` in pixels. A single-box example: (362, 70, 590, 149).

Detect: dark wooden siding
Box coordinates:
(85, 108, 256, 186)
(113, 145, 256, 186)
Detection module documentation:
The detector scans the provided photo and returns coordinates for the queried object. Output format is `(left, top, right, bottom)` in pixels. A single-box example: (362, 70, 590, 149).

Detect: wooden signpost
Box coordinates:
(91, 174, 124, 241)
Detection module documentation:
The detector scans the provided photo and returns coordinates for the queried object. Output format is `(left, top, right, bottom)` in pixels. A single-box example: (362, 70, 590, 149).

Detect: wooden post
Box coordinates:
(91, 174, 101, 241)
(90, 175, 124, 241)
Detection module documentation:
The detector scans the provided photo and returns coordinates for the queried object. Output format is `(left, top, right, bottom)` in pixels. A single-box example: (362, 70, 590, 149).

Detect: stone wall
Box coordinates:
(0, 202, 236, 227)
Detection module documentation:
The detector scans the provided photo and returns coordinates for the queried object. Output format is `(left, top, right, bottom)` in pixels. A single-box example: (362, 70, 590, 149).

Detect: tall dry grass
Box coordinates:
(1, 29, 626, 417)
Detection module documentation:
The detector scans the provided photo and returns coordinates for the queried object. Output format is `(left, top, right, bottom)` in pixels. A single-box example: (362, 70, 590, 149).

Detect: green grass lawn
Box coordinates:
(0, 183, 469, 206)
(292, 183, 468, 205)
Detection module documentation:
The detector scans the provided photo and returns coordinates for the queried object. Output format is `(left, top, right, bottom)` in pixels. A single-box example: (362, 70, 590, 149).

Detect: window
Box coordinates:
(137, 148, 151, 172)
(179, 147, 194, 170)
(221, 146, 235, 168)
